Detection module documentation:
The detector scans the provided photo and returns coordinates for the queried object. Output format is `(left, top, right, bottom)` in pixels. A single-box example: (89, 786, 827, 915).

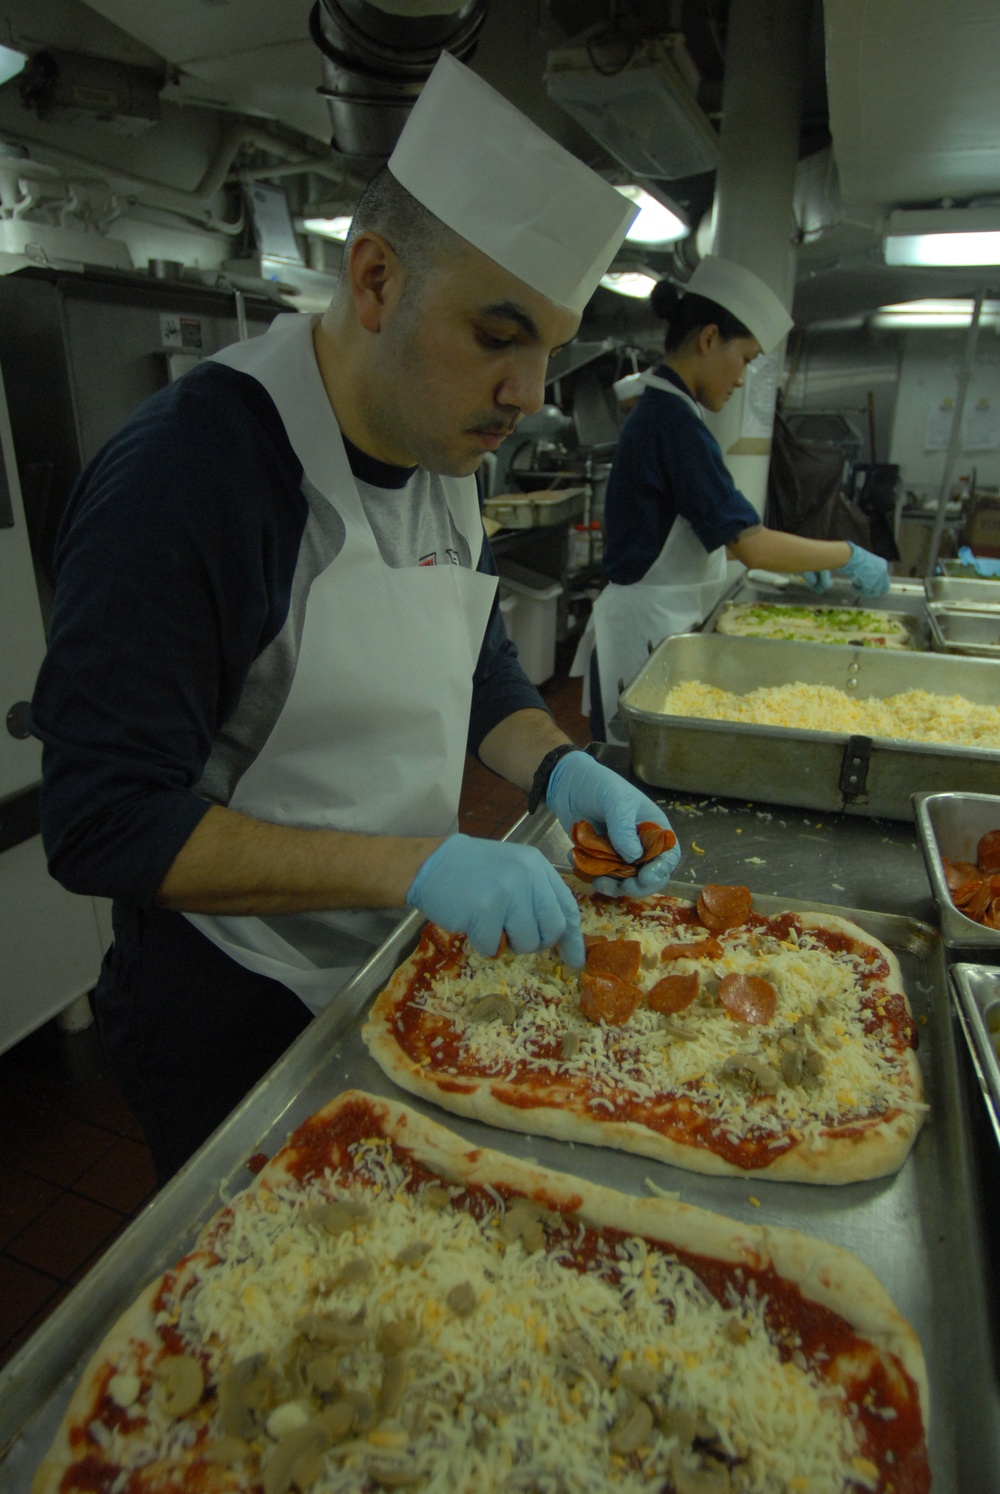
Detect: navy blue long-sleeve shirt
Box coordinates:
(29, 360, 543, 906)
(602, 365, 761, 585)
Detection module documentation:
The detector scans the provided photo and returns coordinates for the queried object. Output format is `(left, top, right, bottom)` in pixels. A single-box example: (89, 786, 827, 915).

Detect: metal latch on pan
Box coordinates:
(839, 735, 873, 800)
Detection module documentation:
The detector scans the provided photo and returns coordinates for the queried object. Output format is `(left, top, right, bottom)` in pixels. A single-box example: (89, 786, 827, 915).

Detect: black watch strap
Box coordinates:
(527, 743, 577, 815)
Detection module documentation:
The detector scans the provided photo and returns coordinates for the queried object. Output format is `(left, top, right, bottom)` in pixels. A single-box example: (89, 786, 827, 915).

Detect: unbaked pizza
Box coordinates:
(363, 883, 926, 1183)
(715, 602, 917, 649)
(34, 1091, 930, 1494)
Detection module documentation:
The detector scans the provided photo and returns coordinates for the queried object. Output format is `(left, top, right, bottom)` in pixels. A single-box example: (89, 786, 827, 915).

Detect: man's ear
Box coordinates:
(346, 231, 402, 334)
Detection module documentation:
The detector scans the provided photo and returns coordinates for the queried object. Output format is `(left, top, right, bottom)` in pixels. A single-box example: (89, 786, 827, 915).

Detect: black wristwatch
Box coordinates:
(527, 743, 578, 815)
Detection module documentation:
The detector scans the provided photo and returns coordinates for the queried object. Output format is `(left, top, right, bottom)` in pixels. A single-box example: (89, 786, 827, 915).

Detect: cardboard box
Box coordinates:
(962, 495, 1000, 558)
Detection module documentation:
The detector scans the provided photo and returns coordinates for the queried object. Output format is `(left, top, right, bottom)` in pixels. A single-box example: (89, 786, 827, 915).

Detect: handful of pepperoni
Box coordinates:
(570, 818, 677, 883)
(943, 829, 1000, 929)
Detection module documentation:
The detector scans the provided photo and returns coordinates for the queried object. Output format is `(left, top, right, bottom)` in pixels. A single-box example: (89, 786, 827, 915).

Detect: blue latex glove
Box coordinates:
(803, 569, 832, 592)
(546, 751, 682, 898)
(958, 545, 1000, 578)
(836, 542, 890, 598)
(407, 834, 585, 967)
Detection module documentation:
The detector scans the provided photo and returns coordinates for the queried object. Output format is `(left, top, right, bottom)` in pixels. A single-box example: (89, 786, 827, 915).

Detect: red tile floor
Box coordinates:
(0, 649, 587, 1369)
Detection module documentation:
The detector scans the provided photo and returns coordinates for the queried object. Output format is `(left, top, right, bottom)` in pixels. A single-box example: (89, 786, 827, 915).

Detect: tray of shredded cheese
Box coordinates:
(620, 632, 1000, 821)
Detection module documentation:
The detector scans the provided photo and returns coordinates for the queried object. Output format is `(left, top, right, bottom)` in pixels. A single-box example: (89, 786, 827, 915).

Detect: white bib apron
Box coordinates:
(573, 374, 726, 738)
(185, 315, 496, 1011)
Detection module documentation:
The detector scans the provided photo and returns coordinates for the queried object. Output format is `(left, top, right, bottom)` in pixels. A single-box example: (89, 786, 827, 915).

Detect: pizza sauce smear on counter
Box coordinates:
(59, 1093, 928, 1494)
(379, 884, 922, 1176)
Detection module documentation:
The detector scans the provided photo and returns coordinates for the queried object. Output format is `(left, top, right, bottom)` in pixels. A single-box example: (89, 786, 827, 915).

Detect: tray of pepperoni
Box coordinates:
(913, 791, 1000, 955)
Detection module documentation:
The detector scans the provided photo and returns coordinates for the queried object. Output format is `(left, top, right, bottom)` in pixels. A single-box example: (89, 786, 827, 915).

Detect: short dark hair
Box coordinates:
(341, 165, 460, 281)
(650, 278, 752, 352)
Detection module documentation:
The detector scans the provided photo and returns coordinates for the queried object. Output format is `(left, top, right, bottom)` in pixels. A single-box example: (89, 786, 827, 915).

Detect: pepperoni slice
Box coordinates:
(646, 970, 699, 1014)
(572, 820, 613, 855)
(978, 829, 1000, 874)
(944, 858, 981, 891)
(579, 971, 643, 1026)
(637, 821, 678, 860)
(717, 972, 777, 1025)
(571, 848, 637, 881)
(585, 938, 642, 984)
(696, 884, 753, 933)
(962, 879, 992, 922)
(660, 936, 722, 962)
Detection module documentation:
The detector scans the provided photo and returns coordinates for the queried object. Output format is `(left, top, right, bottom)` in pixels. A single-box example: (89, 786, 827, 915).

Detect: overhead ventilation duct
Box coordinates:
(545, 36, 718, 181)
(310, 0, 489, 165)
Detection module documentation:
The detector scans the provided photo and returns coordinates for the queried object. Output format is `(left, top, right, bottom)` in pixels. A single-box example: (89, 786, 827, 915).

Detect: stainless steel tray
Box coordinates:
(483, 484, 587, 529)
(737, 571, 928, 615)
(925, 574, 1000, 609)
(927, 601, 1000, 656)
(1, 810, 999, 1489)
(950, 963, 1000, 1155)
(913, 791, 1000, 956)
(621, 632, 1000, 820)
(940, 558, 1000, 581)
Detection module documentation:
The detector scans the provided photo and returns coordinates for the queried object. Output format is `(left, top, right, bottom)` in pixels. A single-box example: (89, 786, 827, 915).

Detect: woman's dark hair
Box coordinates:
(650, 277, 752, 352)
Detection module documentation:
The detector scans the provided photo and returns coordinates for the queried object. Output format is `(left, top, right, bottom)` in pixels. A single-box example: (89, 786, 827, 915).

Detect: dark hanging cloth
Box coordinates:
(765, 411, 878, 553)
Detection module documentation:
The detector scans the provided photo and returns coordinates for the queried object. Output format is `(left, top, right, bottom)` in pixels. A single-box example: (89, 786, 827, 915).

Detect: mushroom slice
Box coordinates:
(446, 1280, 477, 1317)
(617, 1363, 658, 1399)
(500, 1198, 546, 1253)
(671, 1453, 732, 1494)
(379, 1353, 409, 1418)
(155, 1354, 204, 1419)
(560, 1030, 582, 1060)
(394, 1240, 432, 1266)
(657, 1404, 697, 1448)
(335, 1256, 372, 1288)
(299, 1311, 369, 1348)
(318, 1398, 356, 1442)
(368, 1460, 423, 1488)
(377, 1318, 418, 1355)
(300, 1350, 342, 1397)
(468, 994, 518, 1024)
(204, 1435, 251, 1464)
(608, 1397, 654, 1453)
(422, 1184, 451, 1210)
(318, 1198, 370, 1236)
(557, 1331, 609, 1387)
(344, 1388, 376, 1433)
(217, 1355, 280, 1438)
(719, 1054, 780, 1094)
(262, 1417, 334, 1494)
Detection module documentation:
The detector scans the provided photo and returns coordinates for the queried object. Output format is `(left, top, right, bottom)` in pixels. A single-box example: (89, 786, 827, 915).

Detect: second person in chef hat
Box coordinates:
(577, 255, 891, 741)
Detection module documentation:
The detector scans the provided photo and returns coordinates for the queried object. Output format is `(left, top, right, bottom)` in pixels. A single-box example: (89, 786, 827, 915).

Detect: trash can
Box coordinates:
(497, 561, 562, 684)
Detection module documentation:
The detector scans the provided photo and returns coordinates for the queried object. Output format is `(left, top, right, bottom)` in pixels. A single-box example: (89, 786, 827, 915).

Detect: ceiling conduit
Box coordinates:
(310, 0, 489, 166)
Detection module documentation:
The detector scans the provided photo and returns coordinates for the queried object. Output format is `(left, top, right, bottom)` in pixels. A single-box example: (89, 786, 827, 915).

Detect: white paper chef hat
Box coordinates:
(685, 255, 793, 354)
(387, 52, 637, 315)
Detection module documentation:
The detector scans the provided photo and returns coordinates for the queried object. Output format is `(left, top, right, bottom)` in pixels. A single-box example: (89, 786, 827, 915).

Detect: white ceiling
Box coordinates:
(2, 0, 1000, 322)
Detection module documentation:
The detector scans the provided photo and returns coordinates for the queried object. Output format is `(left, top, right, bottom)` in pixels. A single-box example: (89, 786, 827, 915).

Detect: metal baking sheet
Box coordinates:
(925, 574, 1000, 610)
(950, 963, 1000, 1155)
(913, 791, 1000, 956)
(736, 571, 929, 618)
(483, 485, 587, 529)
(1, 811, 999, 1490)
(620, 632, 1000, 820)
(709, 598, 927, 649)
(927, 601, 1000, 656)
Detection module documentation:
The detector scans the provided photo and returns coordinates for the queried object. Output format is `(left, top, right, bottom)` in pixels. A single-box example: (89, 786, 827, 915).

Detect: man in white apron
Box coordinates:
(30, 54, 681, 1182)
(574, 256, 891, 740)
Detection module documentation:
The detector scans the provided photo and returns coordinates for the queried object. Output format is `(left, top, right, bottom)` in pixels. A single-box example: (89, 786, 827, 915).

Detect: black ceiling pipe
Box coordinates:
(310, 0, 489, 165)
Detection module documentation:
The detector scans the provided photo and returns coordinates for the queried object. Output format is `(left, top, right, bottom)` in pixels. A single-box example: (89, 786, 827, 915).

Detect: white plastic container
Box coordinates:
(497, 561, 562, 684)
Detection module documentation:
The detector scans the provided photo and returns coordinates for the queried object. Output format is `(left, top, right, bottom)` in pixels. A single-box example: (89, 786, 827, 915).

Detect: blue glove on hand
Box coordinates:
(837, 542, 890, 598)
(407, 835, 585, 967)
(546, 751, 682, 898)
(958, 545, 1000, 578)
(803, 569, 833, 592)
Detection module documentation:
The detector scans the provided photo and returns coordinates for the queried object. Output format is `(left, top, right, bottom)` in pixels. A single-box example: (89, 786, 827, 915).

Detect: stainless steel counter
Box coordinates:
(2, 752, 1000, 1490)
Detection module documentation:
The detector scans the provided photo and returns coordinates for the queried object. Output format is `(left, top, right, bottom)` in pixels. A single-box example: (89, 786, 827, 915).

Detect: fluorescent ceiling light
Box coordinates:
(883, 207, 1000, 267)
(615, 184, 687, 245)
(870, 298, 1000, 329)
(600, 271, 658, 299)
(0, 43, 28, 86)
(300, 215, 353, 241)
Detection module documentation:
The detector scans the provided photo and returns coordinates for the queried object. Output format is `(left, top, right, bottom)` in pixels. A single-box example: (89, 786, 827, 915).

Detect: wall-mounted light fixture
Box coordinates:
(0, 43, 28, 87)
(870, 298, 1000, 329)
(883, 207, 1000, 267)
(599, 270, 658, 299)
(616, 185, 687, 246)
(299, 214, 353, 241)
